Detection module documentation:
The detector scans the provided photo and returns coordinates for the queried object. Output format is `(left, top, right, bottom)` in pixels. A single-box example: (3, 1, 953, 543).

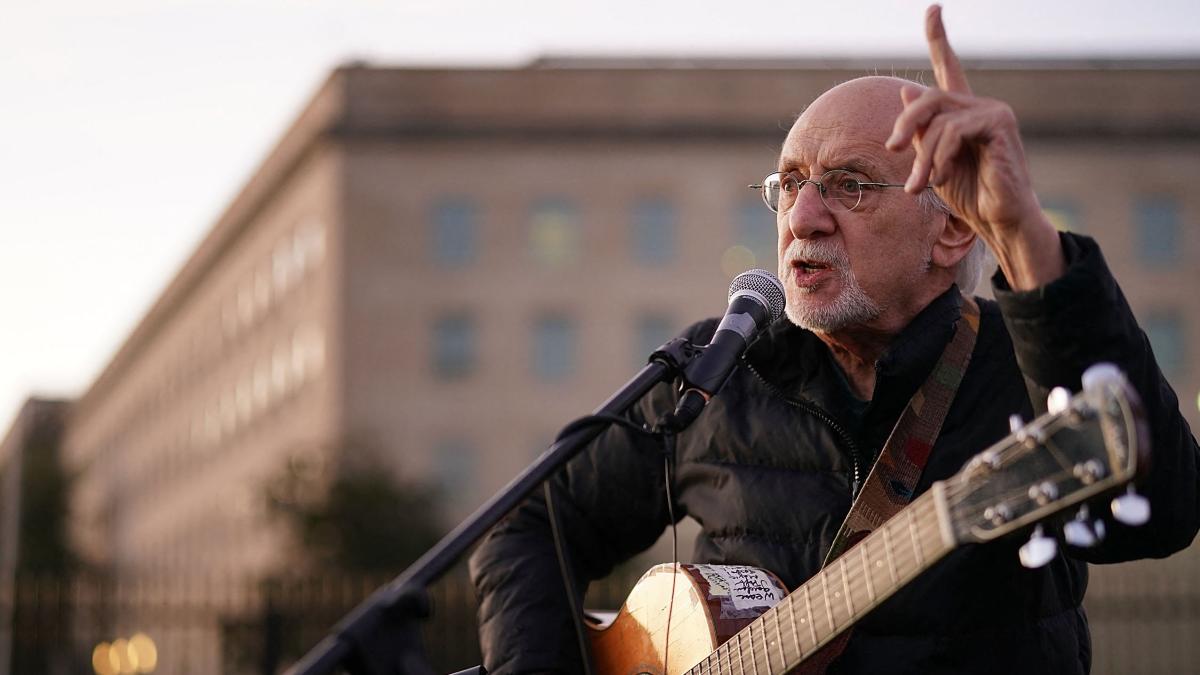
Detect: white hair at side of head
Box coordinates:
(917, 188, 993, 295)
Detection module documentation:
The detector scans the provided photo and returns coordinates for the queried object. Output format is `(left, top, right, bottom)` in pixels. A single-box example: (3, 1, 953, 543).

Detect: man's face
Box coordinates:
(776, 77, 939, 334)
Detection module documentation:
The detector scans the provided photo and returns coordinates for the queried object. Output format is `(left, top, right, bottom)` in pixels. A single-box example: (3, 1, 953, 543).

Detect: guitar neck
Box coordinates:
(687, 484, 956, 675)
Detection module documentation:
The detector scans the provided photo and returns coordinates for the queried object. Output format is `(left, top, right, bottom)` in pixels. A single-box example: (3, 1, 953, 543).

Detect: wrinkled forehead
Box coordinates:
(779, 77, 919, 177)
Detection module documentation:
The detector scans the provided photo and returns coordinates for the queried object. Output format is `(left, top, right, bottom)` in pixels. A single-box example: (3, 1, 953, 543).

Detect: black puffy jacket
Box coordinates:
(469, 234, 1200, 674)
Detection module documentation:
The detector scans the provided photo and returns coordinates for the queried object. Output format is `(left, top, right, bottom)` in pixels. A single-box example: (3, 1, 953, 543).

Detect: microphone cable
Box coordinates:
(543, 413, 663, 675)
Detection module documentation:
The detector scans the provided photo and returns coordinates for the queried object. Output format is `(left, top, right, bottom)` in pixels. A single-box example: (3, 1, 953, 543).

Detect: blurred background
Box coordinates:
(2, 1, 1199, 673)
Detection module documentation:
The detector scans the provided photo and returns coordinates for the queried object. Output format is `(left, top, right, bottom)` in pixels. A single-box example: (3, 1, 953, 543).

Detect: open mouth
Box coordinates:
(793, 260, 830, 272)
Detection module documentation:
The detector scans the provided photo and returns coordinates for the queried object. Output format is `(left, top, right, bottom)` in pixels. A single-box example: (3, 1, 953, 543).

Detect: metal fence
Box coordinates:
(4, 562, 1198, 675)
(0, 565, 645, 675)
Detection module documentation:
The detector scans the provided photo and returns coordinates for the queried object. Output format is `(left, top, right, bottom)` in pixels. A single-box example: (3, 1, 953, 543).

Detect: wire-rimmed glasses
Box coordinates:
(749, 169, 915, 214)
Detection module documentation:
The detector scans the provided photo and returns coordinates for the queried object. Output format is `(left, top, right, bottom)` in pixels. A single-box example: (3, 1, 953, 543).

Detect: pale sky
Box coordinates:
(2, 0, 1198, 434)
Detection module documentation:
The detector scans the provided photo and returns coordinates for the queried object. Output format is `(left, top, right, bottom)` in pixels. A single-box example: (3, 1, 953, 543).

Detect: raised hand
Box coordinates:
(886, 4, 1064, 290)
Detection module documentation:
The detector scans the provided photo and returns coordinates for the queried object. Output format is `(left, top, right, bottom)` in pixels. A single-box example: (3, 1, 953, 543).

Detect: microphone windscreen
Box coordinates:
(729, 269, 786, 322)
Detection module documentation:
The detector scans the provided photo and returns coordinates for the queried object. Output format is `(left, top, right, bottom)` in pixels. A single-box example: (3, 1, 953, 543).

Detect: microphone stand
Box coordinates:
(285, 337, 701, 675)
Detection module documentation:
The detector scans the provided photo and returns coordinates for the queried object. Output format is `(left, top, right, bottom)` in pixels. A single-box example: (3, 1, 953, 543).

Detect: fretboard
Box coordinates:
(686, 484, 956, 675)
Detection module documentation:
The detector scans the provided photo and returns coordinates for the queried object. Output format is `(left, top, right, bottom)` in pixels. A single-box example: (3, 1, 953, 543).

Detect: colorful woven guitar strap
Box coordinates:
(800, 294, 980, 674)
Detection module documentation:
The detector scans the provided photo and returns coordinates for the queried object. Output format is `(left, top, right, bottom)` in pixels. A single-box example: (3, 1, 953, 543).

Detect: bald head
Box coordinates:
(783, 76, 927, 179)
(805, 76, 918, 128)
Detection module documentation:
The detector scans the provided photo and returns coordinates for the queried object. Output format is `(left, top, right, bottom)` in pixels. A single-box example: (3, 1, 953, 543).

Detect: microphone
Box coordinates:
(669, 269, 786, 430)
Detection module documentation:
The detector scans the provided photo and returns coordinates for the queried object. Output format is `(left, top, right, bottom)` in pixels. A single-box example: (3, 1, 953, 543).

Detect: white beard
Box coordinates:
(779, 238, 882, 333)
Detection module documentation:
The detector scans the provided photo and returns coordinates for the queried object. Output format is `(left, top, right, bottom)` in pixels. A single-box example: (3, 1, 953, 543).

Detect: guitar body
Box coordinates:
(589, 563, 787, 675)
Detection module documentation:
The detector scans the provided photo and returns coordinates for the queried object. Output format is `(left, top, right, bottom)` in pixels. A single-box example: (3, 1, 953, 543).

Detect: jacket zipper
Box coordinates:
(742, 358, 864, 500)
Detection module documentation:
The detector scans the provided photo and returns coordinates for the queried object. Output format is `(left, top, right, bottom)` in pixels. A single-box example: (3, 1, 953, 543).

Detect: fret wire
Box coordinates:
(907, 508, 924, 567)
(772, 603, 787, 671)
(729, 630, 740, 674)
(748, 620, 761, 675)
(859, 538, 876, 603)
(718, 496, 951, 675)
(802, 583, 818, 646)
(837, 498, 944, 625)
(839, 556, 854, 617)
(701, 640, 717, 675)
(787, 595, 803, 659)
(882, 523, 898, 584)
(684, 499, 945, 675)
(820, 565, 836, 634)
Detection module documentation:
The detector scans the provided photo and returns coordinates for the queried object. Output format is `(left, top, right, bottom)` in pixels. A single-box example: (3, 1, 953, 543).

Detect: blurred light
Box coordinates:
(107, 639, 122, 674)
(721, 245, 756, 279)
(130, 632, 158, 673)
(111, 637, 133, 674)
(1195, 389, 1199, 413)
(92, 642, 114, 675)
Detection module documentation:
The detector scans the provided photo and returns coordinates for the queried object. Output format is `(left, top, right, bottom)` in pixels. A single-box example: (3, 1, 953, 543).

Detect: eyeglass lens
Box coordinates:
(762, 170, 863, 213)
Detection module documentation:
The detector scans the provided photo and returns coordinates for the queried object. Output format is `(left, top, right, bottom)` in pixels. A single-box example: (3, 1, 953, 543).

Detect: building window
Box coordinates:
(1144, 311, 1185, 377)
(529, 199, 579, 267)
(533, 315, 575, 380)
(631, 198, 676, 263)
(291, 323, 326, 385)
(430, 198, 478, 266)
(433, 439, 476, 504)
(634, 314, 675, 367)
(724, 198, 777, 278)
(433, 314, 475, 378)
(1135, 198, 1180, 266)
(1042, 198, 1081, 232)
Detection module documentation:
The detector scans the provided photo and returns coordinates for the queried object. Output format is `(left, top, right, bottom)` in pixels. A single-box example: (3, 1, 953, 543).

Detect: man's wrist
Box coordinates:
(990, 213, 1066, 291)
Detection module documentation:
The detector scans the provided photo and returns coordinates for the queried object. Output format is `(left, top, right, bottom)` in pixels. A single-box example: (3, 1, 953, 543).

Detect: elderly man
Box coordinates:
(470, 6, 1199, 674)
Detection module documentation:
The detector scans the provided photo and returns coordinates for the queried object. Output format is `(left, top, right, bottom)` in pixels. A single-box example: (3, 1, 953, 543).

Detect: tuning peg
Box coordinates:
(1008, 414, 1023, 433)
(1063, 506, 1106, 547)
(1111, 485, 1151, 526)
(1081, 363, 1123, 392)
(1047, 387, 1071, 415)
(1019, 525, 1058, 569)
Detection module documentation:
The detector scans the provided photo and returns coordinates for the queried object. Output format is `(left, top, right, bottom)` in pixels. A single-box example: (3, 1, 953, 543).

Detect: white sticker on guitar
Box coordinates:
(694, 564, 784, 610)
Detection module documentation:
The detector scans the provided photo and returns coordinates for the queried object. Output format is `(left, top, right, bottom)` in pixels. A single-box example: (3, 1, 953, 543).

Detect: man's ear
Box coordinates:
(930, 212, 976, 270)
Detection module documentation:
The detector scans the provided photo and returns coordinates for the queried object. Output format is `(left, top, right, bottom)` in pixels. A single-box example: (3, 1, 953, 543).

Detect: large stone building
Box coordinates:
(40, 58, 1200, 671)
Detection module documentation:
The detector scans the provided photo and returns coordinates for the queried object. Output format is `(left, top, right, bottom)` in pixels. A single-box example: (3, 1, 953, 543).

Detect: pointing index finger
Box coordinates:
(926, 4, 971, 94)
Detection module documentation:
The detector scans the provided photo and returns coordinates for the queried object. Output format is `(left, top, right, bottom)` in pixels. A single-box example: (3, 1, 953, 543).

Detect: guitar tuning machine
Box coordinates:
(1027, 481, 1059, 506)
(983, 504, 1013, 526)
(1063, 505, 1106, 548)
(1008, 414, 1045, 448)
(1046, 387, 1072, 415)
(1111, 485, 1151, 526)
(1019, 525, 1058, 569)
(1072, 460, 1106, 485)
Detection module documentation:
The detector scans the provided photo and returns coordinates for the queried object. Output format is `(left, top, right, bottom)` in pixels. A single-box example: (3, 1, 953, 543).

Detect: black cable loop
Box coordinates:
(653, 424, 681, 674)
(553, 413, 660, 444)
(545, 410, 664, 675)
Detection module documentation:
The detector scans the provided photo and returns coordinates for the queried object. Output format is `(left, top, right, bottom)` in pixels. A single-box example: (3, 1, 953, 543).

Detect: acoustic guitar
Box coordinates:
(587, 365, 1149, 675)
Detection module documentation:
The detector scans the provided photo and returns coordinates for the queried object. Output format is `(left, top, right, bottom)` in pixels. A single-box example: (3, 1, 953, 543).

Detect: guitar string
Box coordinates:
(700, 497, 931, 667)
(689, 410, 1104, 674)
(725, 405, 1119, 671)
(687, 496, 944, 674)
(684, 404, 1116, 673)
(696, 506, 940, 675)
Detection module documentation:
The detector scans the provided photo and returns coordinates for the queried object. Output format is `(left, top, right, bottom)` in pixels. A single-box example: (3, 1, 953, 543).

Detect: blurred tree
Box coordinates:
(16, 410, 76, 574)
(266, 448, 445, 573)
(1, 399, 75, 675)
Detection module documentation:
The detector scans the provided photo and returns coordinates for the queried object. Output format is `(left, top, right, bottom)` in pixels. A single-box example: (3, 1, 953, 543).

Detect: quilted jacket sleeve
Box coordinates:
(993, 232, 1200, 561)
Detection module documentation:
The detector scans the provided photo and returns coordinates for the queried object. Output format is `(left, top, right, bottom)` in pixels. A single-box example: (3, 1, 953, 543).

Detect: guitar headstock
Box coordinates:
(943, 364, 1149, 546)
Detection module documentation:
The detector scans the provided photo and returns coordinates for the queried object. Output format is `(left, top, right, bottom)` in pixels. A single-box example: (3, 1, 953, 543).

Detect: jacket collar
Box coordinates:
(743, 285, 965, 418)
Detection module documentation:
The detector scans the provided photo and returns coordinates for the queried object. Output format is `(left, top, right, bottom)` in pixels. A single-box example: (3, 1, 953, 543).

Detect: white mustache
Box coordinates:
(782, 239, 849, 270)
